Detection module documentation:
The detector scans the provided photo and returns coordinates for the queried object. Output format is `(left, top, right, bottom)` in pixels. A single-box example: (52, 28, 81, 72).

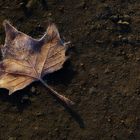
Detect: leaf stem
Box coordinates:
(39, 78, 74, 107)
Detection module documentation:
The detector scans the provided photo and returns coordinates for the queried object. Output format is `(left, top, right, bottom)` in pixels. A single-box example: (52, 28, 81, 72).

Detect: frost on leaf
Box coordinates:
(0, 20, 73, 106)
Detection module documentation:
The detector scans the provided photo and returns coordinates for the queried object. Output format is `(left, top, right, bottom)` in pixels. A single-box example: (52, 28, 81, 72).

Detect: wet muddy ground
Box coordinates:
(0, 0, 140, 140)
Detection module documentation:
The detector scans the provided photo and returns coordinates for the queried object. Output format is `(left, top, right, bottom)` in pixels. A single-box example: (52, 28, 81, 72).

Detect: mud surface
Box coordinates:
(0, 0, 140, 140)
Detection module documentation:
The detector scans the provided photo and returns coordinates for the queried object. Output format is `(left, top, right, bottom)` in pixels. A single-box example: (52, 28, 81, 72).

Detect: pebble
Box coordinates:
(110, 15, 131, 23)
(123, 15, 131, 22)
(35, 111, 45, 117)
(104, 67, 110, 74)
(110, 15, 119, 23)
(48, 12, 52, 16)
(118, 20, 129, 25)
(59, 6, 64, 12)
(80, 63, 84, 68)
(135, 88, 140, 95)
(76, 1, 86, 9)
(54, 128, 59, 132)
(34, 126, 38, 130)
(88, 87, 97, 94)
(8, 137, 17, 140)
(22, 94, 29, 100)
(136, 57, 140, 62)
(31, 86, 36, 93)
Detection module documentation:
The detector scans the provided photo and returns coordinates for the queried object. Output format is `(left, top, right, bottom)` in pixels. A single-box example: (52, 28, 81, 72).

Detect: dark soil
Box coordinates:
(0, 0, 140, 140)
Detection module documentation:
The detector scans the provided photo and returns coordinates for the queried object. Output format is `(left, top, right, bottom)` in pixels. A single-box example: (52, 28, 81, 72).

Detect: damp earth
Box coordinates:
(0, 0, 140, 140)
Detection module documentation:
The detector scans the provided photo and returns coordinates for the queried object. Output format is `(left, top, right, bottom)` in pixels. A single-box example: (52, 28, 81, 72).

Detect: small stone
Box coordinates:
(120, 120, 125, 125)
(31, 86, 36, 93)
(59, 6, 64, 12)
(54, 128, 59, 132)
(107, 117, 111, 122)
(136, 57, 140, 61)
(48, 12, 52, 16)
(121, 51, 126, 55)
(22, 94, 29, 102)
(88, 87, 97, 94)
(118, 35, 122, 39)
(19, 2, 24, 8)
(34, 126, 38, 130)
(110, 15, 119, 23)
(118, 20, 129, 25)
(104, 67, 110, 74)
(35, 111, 45, 117)
(135, 88, 140, 95)
(18, 118, 22, 122)
(80, 63, 84, 67)
(122, 37, 128, 43)
(8, 137, 17, 140)
(123, 15, 131, 22)
(76, 1, 86, 9)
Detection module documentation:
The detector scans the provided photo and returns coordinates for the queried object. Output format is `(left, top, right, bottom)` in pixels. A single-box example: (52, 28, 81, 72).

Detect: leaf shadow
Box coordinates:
(43, 61, 85, 128)
(44, 60, 76, 86)
(0, 89, 32, 112)
(53, 96, 85, 128)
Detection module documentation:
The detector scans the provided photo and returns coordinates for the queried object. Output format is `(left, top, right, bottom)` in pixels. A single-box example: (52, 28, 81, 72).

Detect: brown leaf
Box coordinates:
(0, 20, 73, 106)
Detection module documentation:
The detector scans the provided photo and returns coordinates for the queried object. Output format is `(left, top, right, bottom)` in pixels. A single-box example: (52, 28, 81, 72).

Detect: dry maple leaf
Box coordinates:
(0, 20, 74, 106)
